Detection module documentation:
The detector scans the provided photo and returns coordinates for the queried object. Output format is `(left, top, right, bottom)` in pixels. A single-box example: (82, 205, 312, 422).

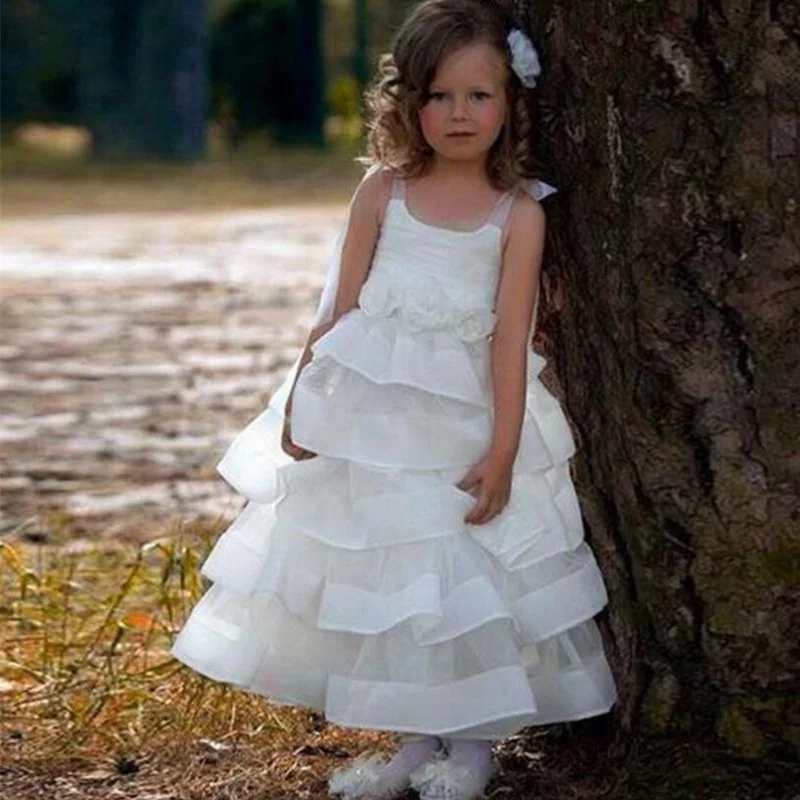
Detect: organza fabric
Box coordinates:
(170, 166, 618, 739)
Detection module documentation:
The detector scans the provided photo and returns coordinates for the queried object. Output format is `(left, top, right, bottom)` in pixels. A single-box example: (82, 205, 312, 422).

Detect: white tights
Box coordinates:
(375, 734, 493, 792)
(361, 733, 442, 795)
(441, 737, 494, 769)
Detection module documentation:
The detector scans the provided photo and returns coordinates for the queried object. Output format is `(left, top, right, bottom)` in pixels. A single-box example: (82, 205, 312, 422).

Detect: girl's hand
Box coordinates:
(280, 409, 317, 461)
(456, 452, 514, 525)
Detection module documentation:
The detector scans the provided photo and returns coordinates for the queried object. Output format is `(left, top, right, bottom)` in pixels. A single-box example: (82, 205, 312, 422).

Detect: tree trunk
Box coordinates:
(521, 0, 799, 765)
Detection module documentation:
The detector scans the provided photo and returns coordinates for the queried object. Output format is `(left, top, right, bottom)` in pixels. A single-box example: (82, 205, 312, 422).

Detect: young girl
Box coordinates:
(171, 1, 617, 798)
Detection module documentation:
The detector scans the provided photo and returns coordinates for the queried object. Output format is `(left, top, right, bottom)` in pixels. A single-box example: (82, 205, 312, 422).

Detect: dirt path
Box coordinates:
(0, 205, 344, 542)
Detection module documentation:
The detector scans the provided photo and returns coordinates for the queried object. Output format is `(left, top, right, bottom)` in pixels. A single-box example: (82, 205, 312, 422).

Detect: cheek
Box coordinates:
(418, 105, 443, 141)
(477, 102, 506, 133)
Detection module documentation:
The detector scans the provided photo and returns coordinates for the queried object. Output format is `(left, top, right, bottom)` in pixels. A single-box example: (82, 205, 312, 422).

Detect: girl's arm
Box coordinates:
(488, 196, 546, 462)
(284, 168, 391, 420)
(457, 195, 546, 523)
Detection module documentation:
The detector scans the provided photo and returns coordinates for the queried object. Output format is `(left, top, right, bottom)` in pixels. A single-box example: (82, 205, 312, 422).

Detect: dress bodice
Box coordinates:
(357, 176, 517, 342)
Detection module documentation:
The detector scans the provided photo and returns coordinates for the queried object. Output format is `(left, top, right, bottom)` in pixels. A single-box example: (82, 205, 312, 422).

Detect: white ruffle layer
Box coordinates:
(217, 457, 584, 572)
(170, 582, 617, 738)
(290, 339, 574, 472)
(311, 309, 492, 405)
(200, 512, 607, 646)
(197, 461, 606, 644)
(214, 311, 572, 498)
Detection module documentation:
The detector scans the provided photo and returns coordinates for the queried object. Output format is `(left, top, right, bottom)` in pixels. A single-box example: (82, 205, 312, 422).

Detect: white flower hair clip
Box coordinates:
(507, 28, 542, 88)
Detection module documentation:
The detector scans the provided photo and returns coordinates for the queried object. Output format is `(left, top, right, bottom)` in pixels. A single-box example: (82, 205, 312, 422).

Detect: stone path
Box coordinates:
(0, 205, 344, 542)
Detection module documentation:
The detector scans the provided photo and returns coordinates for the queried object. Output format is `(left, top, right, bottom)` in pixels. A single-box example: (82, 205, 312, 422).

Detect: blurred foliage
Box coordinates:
(2, 0, 208, 159)
(210, 0, 324, 146)
(327, 73, 361, 121)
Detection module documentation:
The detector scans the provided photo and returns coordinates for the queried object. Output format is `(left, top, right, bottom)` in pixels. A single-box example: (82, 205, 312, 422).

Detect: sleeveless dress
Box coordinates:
(170, 175, 618, 740)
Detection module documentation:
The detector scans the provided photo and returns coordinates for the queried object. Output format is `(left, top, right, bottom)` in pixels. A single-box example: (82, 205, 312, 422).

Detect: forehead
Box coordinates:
(431, 41, 506, 87)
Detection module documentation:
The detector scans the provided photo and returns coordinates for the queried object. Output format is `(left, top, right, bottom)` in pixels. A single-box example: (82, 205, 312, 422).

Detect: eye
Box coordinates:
(428, 91, 448, 101)
(470, 91, 491, 100)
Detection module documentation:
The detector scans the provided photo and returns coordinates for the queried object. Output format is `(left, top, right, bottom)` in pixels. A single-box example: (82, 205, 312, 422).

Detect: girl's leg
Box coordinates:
(443, 737, 494, 777)
(443, 737, 493, 760)
(368, 733, 444, 792)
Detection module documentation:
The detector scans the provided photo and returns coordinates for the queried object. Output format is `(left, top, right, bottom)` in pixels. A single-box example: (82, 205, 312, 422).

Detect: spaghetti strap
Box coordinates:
(487, 190, 516, 230)
(390, 174, 405, 200)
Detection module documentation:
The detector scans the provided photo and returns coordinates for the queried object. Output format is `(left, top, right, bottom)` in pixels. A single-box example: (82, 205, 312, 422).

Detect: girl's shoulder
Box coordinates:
(360, 163, 397, 197)
(501, 187, 546, 251)
(354, 164, 397, 228)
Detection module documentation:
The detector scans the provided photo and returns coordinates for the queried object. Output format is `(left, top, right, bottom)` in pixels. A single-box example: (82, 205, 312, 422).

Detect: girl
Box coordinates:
(170, 1, 618, 798)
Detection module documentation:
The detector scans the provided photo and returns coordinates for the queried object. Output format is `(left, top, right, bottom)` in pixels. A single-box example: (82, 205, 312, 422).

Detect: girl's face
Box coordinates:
(418, 41, 508, 165)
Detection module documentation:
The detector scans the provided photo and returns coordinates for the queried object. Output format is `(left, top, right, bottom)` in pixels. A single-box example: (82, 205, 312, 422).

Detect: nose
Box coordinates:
(450, 93, 469, 119)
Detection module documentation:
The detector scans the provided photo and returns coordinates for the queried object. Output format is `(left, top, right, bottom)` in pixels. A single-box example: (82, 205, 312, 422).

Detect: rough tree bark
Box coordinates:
(519, 0, 798, 767)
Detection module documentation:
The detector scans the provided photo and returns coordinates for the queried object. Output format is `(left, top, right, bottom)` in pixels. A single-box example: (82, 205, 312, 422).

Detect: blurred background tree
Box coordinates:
(1, 0, 81, 133)
(2, 0, 209, 159)
(75, 0, 208, 159)
(0, 0, 416, 160)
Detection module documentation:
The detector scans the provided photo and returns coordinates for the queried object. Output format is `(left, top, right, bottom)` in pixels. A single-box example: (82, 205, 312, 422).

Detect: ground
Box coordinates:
(1, 203, 341, 543)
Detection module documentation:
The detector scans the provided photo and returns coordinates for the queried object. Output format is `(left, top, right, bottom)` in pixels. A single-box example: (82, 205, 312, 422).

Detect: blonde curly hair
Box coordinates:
(358, 0, 540, 191)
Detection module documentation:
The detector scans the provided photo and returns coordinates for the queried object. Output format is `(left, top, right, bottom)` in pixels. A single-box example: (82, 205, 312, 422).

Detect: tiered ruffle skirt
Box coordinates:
(170, 308, 617, 739)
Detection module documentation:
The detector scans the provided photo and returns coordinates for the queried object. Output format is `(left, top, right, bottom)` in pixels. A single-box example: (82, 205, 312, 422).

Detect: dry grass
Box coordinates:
(0, 519, 390, 799)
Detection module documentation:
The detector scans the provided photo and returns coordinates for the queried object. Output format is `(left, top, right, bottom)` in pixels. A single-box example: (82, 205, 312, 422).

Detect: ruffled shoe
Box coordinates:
(328, 739, 447, 800)
(408, 747, 497, 800)
(328, 753, 398, 800)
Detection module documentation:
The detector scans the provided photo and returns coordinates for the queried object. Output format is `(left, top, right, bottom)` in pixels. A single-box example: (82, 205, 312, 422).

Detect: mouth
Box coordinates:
(446, 132, 476, 138)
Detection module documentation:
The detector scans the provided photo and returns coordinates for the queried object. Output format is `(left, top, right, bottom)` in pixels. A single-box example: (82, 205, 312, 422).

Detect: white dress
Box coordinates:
(170, 174, 618, 740)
